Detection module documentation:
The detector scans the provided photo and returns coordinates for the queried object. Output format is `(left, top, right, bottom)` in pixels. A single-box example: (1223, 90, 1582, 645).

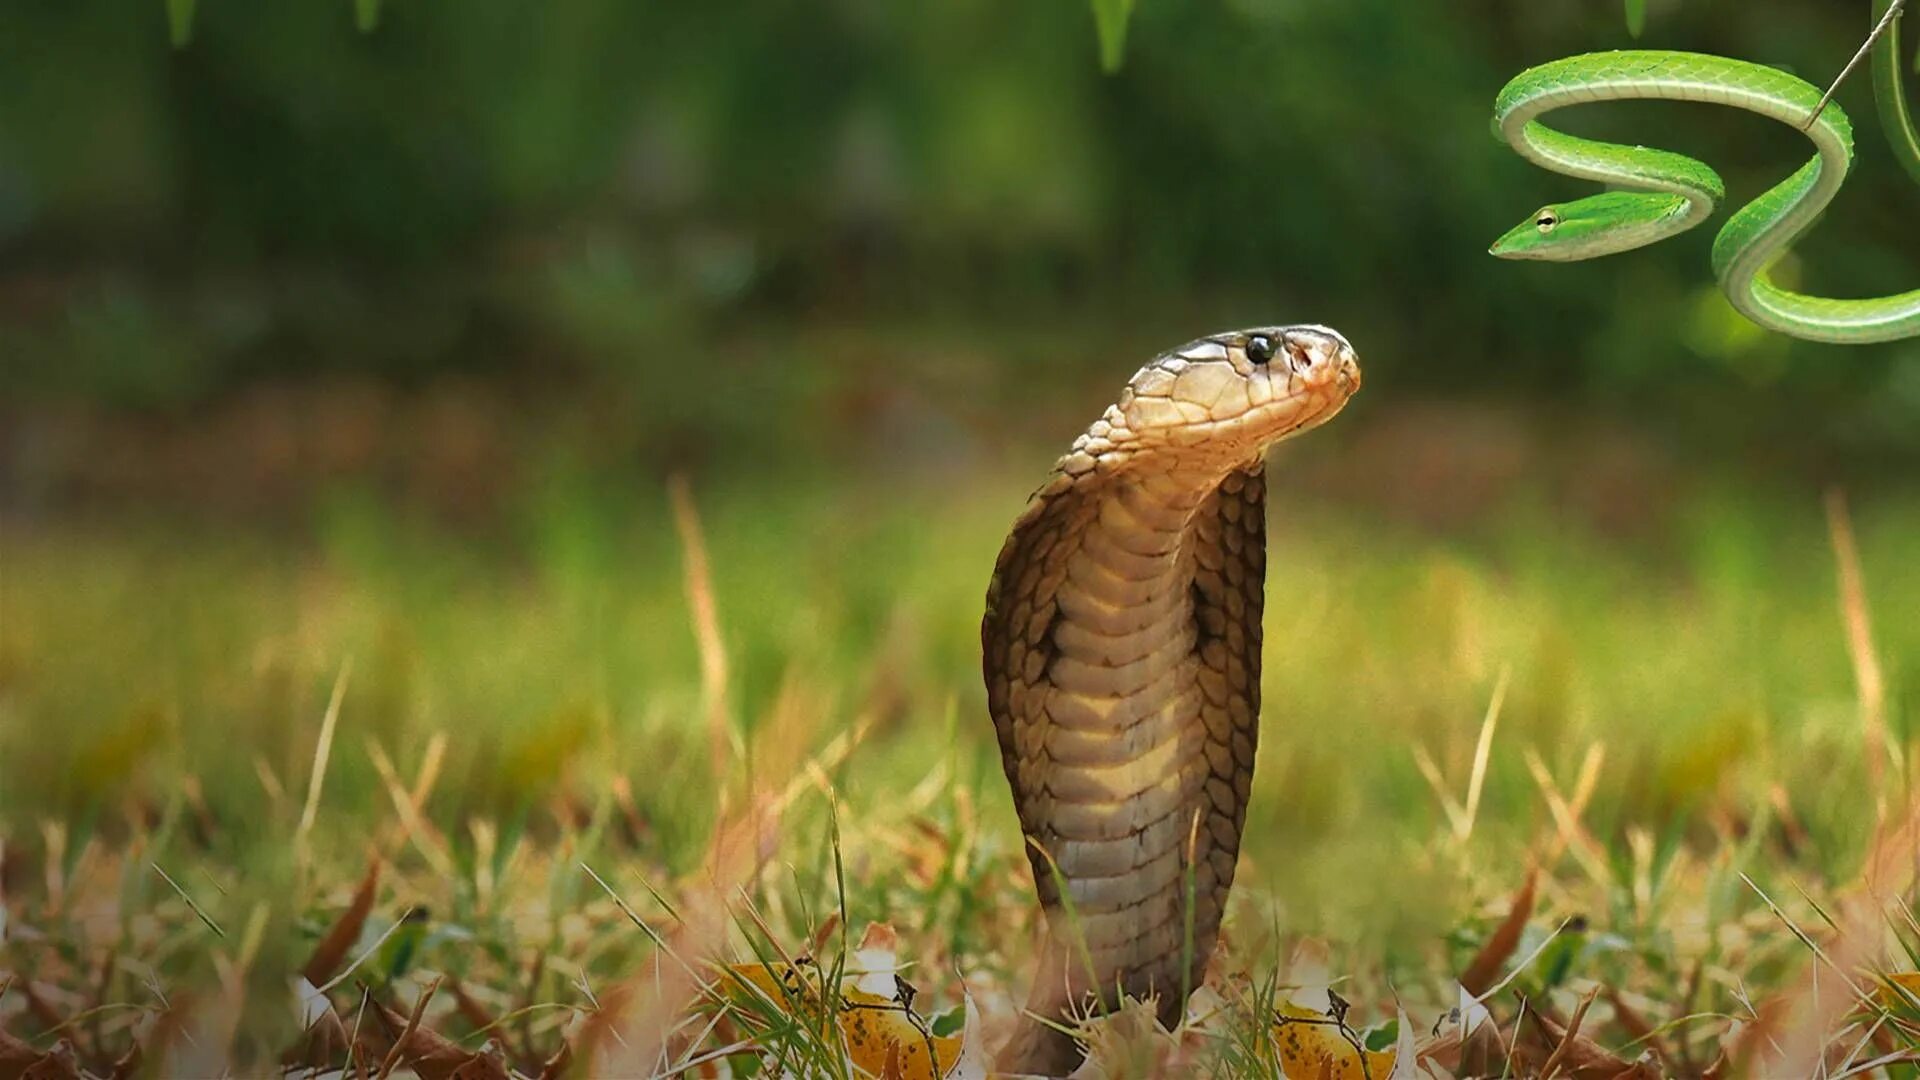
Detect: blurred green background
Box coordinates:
(3, 0, 1919, 458)
(1, 0, 1918, 1016)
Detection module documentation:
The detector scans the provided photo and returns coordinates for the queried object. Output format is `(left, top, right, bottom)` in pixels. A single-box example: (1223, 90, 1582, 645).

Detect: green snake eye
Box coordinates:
(1535, 209, 1559, 233)
(1244, 335, 1274, 364)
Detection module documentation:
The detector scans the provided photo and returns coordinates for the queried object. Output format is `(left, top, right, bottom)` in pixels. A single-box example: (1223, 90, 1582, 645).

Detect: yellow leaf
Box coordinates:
(1272, 1001, 1398, 1080)
(721, 958, 963, 1079)
(1877, 971, 1920, 1010)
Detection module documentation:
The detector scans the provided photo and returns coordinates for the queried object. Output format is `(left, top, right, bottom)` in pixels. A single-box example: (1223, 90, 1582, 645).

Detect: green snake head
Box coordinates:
(1489, 191, 1693, 261)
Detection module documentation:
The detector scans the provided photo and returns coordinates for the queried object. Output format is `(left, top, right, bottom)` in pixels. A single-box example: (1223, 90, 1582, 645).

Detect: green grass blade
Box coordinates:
(165, 0, 195, 47)
(1625, 0, 1646, 38)
(1089, 0, 1136, 73)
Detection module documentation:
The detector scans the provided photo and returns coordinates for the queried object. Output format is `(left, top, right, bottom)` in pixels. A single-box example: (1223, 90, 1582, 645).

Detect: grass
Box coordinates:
(1, 437, 1918, 1075)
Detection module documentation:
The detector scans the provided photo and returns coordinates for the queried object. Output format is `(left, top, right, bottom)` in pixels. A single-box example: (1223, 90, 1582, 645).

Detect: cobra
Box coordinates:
(982, 325, 1360, 1074)
(1490, 0, 1920, 344)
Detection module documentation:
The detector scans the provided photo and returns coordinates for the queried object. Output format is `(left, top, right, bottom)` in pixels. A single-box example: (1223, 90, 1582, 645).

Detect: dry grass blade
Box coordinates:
(1524, 747, 1614, 890)
(373, 977, 440, 1079)
(1461, 866, 1537, 997)
(1550, 743, 1606, 864)
(580, 863, 697, 981)
(1476, 916, 1577, 1005)
(1745, 838, 1910, 1079)
(366, 736, 455, 876)
(1533, 988, 1597, 1079)
(586, 798, 778, 1073)
(669, 473, 733, 790)
(1412, 742, 1471, 839)
(1806, 0, 1906, 128)
(362, 999, 513, 1080)
(1525, 992, 1655, 1079)
(1461, 666, 1510, 842)
(283, 1004, 354, 1074)
(296, 658, 355, 865)
(1737, 872, 1872, 1005)
(1832, 1047, 1920, 1078)
(1824, 488, 1889, 799)
(304, 858, 382, 987)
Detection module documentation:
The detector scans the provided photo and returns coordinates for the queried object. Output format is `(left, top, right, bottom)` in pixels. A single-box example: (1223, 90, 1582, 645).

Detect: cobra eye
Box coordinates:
(1535, 210, 1559, 233)
(1244, 335, 1274, 365)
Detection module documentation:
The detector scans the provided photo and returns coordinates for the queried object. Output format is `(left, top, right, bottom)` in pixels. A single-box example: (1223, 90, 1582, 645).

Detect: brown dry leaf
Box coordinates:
(1417, 984, 1502, 1077)
(1600, 986, 1674, 1077)
(361, 994, 513, 1080)
(810, 910, 843, 954)
(722, 946, 962, 1080)
(105, 1037, 142, 1080)
(1460, 867, 1536, 997)
(281, 1006, 353, 1073)
(304, 857, 382, 986)
(0, 1029, 50, 1080)
(447, 978, 500, 1035)
(0, 1037, 80, 1080)
(1522, 1005, 1655, 1080)
(533, 1035, 572, 1080)
(1271, 1001, 1397, 1080)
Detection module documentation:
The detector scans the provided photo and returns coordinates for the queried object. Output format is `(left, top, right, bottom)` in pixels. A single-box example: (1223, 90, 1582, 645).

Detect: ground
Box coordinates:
(2, 395, 1918, 1076)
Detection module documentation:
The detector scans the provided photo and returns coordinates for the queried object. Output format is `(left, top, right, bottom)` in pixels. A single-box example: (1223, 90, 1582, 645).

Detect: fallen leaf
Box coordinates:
(1387, 1008, 1417, 1080)
(721, 933, 963, 1080)
(1461, 867, 1536, 996)
(1522, 1004, 1655, 1080)
(0, 1036, 80, 1080)
(360, 993, 512, 1080)
(304, 858, 382, 986)
(947, 989, 989, 1080)
(1271, 1000, 1397, 1080)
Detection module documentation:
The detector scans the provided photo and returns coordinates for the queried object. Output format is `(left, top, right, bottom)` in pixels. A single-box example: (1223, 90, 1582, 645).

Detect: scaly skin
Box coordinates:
(983, 326, 1360, 1075)
(1874, 0, 1920, 187)
(1489, 4, 1920, 345)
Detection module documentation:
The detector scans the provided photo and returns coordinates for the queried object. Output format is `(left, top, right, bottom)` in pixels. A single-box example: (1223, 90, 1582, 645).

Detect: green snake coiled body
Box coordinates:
(983, 326, 1360, 1074)
(1491, 1, 1920, 344)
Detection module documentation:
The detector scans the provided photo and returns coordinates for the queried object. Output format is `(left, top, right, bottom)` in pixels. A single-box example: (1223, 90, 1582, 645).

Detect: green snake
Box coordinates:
(1491, 0, 1920, 344)
(983, 326, 1360, 1074)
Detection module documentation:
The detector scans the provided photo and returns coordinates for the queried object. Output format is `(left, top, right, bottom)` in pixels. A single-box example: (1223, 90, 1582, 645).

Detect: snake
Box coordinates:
(1490, 0, 1920, 344)
(982, 325, 1360, 1074)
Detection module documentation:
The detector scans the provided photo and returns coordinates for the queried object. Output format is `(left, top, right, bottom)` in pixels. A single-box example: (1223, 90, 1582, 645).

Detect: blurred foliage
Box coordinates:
(0, 0, 1914, 469)
(1090, 0, 1137, 73)
(3, 464, 1916, 940)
